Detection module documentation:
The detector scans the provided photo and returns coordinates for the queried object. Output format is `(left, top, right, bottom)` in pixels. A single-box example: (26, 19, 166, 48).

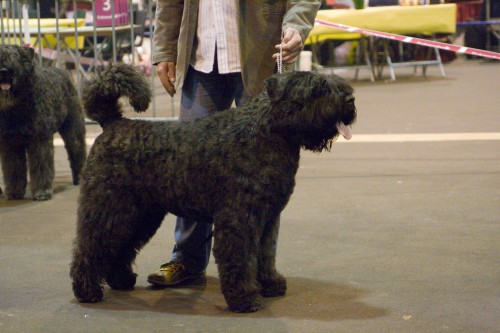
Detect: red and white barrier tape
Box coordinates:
(314, 19, 500, 61)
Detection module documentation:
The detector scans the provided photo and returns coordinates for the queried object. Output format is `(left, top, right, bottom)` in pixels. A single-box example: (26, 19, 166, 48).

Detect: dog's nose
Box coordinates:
(0, 68, 11, 78)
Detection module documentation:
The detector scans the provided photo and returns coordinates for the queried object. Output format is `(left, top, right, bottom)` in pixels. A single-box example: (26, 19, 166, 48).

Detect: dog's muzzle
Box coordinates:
(0, 68, 13, 91)
(336, 95, 355, 140)
(336, 122, 352, 140)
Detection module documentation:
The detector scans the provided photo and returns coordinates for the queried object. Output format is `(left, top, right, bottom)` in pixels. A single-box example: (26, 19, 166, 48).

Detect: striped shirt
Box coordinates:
(190, 0, 241, 74)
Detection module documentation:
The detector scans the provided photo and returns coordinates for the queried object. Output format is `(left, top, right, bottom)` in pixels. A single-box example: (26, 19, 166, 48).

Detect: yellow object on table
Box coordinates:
(306, 4, 457, 44)
(27, 18, 84, 29)
(1, 18, 86, 49)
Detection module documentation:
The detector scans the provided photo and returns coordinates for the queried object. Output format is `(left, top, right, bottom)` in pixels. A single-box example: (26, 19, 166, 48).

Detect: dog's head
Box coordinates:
(263, 71, 356, 152)
(0, 45, 36, 112)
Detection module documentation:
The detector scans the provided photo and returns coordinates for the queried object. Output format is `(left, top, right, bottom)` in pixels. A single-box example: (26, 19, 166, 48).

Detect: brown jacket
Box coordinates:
(153, 0, 321, 97)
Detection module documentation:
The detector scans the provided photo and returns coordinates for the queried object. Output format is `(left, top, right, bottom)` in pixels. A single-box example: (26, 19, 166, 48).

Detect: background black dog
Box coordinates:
(0, 45, 86, 200)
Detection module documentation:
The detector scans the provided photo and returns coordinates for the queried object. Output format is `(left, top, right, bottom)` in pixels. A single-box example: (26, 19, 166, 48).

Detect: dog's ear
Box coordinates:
(20, 46, 35, 62)
(310, 77, 332, 99)
(26, 47, 35, 60)
(263, 75, 285, 103)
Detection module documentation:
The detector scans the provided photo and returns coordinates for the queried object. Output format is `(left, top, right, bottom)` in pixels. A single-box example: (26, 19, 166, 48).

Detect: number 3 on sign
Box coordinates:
(103, 0, 111, 11)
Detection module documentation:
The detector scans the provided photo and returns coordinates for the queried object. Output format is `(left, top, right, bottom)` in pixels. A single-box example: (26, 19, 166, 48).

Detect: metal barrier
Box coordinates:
(0, 0, 177, 118)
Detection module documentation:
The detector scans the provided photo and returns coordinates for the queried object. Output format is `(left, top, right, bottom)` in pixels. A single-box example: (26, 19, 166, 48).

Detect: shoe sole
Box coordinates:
(147, 274, 206, 287)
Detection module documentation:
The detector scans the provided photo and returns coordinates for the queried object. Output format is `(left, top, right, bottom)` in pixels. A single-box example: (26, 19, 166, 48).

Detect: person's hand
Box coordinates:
(273, 28, 303, 64)
(156, 61, 176, 97)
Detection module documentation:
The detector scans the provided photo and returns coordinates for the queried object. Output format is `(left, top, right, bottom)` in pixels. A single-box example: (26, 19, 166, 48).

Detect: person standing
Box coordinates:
(147, 0, 321, 287)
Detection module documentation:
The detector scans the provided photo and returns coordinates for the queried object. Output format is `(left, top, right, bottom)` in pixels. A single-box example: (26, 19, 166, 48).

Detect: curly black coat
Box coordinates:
(0, 45, 86, 200)
(70, 64, 356, 312)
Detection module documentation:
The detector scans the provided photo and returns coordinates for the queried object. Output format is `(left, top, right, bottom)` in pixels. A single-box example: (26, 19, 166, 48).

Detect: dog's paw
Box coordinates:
(5, 190, 25, 200)
(259, 276, 287, 297)
(7, 195, 25, 200)
(73, 286, 104, 303)
(224, 288, 261, 312)
(105, 267, 137, 290)
(75, 295, 103, 303)
(227, 300, 261, 313)
(106, 272, 137, 291)
(33, 190, 52, 201)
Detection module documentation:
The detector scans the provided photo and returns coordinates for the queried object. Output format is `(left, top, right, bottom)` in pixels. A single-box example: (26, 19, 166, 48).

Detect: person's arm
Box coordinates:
(274, 0, 321, 64)
(153, 0, 184, 96)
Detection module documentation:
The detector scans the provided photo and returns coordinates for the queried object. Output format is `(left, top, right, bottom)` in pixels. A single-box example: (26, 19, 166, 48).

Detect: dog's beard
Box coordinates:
(304, 94, 355, 151)
(0, 92, 16, 111)
(302, 131, 335, 152)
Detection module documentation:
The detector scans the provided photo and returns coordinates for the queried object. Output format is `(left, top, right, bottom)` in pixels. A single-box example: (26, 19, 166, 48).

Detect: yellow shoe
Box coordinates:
(147, 261, 205, 287)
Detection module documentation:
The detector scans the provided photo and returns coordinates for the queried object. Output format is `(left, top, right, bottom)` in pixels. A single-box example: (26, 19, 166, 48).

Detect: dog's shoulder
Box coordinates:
(35, 66, 72, 84)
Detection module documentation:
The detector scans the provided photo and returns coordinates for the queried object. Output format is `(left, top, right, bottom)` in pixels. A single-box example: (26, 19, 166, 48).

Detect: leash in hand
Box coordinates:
(277, 30, 284, 74)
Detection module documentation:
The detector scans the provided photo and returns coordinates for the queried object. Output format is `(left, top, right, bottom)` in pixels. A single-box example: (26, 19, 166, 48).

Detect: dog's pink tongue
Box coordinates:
(336, 122, 352, 140)
(1, 83, 11, 91)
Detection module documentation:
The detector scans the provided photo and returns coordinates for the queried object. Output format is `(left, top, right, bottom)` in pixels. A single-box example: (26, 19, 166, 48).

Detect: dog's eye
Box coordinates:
(345, 95, 355, 105)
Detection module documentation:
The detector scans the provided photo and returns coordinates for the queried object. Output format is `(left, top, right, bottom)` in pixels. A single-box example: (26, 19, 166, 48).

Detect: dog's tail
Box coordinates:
(81, 64, 151, 126)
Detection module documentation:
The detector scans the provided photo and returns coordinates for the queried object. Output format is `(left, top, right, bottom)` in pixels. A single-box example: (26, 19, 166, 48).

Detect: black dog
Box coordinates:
(0, 45, 86, 200)
(70, 64, 356, 312)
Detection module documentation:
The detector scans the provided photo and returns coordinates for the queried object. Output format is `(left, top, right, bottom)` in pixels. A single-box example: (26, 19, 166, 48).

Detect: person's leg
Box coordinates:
(170, 216, 212, 274)
(172, 66, 240, 272)
(228, 72, 247, 107)
(148, 65, 245, 285)
(179, 66, 239, 121)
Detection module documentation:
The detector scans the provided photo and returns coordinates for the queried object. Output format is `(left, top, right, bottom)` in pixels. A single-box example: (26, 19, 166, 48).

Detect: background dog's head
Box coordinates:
(264, 71, 356, 152)
(0, 45, 36, 112)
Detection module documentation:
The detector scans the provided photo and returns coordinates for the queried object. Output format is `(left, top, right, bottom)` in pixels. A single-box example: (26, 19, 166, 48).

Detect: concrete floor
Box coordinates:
(0, 58, 499, 332)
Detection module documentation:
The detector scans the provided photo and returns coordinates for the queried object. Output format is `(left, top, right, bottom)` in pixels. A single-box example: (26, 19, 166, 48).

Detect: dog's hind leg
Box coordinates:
(105, 204, 167, 291)
(59, 112, 87, 185)
(70, 247, 106, 303)
(212, 212, 262, 313)
(0, 144, 28, 199)
(257, 217, 287, 298)
(26, 139, 54, 200)
(104, 245, 138, 292)
(71, 197, 142, 302)
(70, 207, 114, 302)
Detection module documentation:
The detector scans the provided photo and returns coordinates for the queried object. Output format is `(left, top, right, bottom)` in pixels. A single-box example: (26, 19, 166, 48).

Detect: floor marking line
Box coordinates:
(53, 133, 500, 147)
(337, 133, 500, 143)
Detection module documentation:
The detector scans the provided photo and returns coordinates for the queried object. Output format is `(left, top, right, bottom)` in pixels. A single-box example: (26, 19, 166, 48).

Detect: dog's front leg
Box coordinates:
(58, 119, 87, 186)
(212, 218, 261, 313)
(70, 249, 105, 303)
(27, 139, 54, 200)
(0, 145, 28, 199)
(257, 217, 287, 297)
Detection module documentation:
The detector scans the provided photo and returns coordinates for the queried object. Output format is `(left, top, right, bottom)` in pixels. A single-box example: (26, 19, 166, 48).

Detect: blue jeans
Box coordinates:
(171, 64, 246, 274)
